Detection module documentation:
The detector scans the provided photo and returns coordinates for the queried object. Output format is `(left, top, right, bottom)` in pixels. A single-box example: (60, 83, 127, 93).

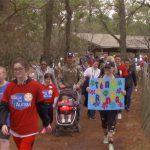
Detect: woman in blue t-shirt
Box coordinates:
(0, 66, 10, 150)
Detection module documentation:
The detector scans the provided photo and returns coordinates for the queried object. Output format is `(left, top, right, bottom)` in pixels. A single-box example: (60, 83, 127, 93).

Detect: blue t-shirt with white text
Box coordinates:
(0, 82, 10, 126)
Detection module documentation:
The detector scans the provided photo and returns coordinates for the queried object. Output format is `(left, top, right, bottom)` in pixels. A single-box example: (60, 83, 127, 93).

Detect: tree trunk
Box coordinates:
(118, 0, 127, 58)
(64, 0, 72, 59)
(43, 0, 54, 64)
(88, 0, 92, 23)
(0, 0, 9, 14)
(0, 0, 3, 12)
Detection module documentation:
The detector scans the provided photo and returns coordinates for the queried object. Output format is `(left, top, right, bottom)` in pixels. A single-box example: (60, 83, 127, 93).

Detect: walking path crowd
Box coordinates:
(0, 51, 149, 150)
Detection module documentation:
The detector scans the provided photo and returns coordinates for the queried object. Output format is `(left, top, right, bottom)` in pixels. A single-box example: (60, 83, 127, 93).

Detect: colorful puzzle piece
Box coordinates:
(90, 96, 95, 104)
(97, 88, 102, 95)
(110, 79, 117, 90)
(90, 80, 95, 86)
(110, 91, 116, 101)
(103, 90, 109, 97)
(101, 96, 105, 103)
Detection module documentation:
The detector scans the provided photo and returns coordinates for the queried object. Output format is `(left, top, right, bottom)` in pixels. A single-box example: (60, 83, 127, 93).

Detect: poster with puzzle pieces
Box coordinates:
(88, 78, 125, 110)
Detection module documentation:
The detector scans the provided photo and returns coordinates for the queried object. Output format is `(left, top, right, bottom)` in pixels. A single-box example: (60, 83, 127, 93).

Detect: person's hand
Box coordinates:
(121, 90, 126, 96)
(74, 84, 80, 90)
(86, 87, 90, 92)
(2, 125, 9, 135)
(59, 84, 66, 89)
(134, 86, 138, 92)
(76, 84, 80, 89)
(85, 74, 91, 78)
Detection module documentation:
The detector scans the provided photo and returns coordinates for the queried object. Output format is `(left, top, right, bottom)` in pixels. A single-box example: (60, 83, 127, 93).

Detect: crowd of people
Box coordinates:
(0, 51, 149, 150)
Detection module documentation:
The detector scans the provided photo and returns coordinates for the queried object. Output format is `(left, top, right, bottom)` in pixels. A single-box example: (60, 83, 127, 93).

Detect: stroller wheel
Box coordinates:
(74, 120, 80, 133)
(54, 129, 59, 137)
(53, 125, 59, 137)
(63, 126, 68, 130)
(76, 122, 80, 133)
(54, 131, 59, 137)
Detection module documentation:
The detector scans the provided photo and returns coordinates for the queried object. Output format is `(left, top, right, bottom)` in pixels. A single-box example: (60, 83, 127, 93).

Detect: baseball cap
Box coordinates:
(104, 61, 115, 69)
(67, 52, 75, 58)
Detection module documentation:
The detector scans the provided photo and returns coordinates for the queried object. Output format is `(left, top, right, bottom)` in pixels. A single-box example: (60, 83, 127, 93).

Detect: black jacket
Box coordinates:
(125, 67, 137, 88)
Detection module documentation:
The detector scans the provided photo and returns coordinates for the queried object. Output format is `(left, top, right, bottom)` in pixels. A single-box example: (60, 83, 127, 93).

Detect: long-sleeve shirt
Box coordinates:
(125, 67, 137, 88)
(34, 66, 57, 86)
(57, 63, 84, 88)
(84, 67, 100, 78)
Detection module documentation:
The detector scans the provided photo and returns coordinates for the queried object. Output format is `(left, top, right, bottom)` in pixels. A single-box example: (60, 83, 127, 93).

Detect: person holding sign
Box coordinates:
(87, 61, 126, 150)
(84, 58, 100, 119)
(99, 61, 126, 150)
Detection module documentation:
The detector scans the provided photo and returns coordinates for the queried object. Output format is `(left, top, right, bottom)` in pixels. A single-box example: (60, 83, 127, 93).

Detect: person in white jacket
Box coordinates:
(84, 58, 101, 119)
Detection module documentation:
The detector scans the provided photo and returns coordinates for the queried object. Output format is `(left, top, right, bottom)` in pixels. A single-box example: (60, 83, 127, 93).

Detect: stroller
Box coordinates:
(54, 88, 80, 135)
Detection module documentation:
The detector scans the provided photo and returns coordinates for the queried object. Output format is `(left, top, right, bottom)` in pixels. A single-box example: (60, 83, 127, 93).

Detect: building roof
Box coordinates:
(76, 33, 149, 50)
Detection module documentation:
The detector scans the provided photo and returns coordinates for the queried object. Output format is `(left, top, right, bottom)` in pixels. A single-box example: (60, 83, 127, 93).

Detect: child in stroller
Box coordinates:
(55, 89, 80, 133)
(58, 95, 74, 123)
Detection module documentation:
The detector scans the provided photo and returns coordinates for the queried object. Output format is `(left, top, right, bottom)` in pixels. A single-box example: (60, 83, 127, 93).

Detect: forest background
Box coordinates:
(0, 0, 149, 67)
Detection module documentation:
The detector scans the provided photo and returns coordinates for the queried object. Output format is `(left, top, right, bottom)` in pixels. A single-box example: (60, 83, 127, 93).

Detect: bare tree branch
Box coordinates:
(143, 2, 150, 8)
(0, 8, 27, 25)
(98, 9, 120, 43)
(10, 0, 17, 12)
(0, 2, 30, 26)
(0, 1, 46, 26)
(126, 0, 146, 25)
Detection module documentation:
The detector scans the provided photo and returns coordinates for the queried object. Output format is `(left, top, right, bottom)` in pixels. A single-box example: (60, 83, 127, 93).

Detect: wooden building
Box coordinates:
(76, 33, 149, 55)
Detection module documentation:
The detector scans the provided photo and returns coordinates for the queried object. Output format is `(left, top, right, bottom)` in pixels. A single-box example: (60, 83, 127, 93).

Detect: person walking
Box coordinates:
(0, 57, 51, 150)
(99, 61, 126, 150)
(34, 57, 57, 86)
(84, 58, 100, 119)
(57, 52, 84, 124)
(0, 67, 10, 150)
(57, 52, 84, 90)
(124, 58, 137, 111)
(40, 73, 59, 134)
(115, 55, 128, 119)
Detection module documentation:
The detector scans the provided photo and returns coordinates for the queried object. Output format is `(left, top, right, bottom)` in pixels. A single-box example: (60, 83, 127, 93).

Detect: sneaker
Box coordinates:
(126, 107, 130, 112)
(46, 124, 52, 132)
(103, 135, 108, 144)
(109, 143, 114, 150)
(117, 113, 122, 120)
(62, 118, 65, 123)
(68, 118, 71, 123)
(112, 129, 116, 135)
(41, 128, 46, 134)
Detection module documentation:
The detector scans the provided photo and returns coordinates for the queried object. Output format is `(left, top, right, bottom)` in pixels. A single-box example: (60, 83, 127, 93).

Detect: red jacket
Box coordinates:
(117, 64, 128, 77)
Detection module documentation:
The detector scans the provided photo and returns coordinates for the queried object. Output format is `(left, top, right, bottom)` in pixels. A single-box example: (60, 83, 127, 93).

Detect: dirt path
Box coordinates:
(11, 90, 150, 150)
